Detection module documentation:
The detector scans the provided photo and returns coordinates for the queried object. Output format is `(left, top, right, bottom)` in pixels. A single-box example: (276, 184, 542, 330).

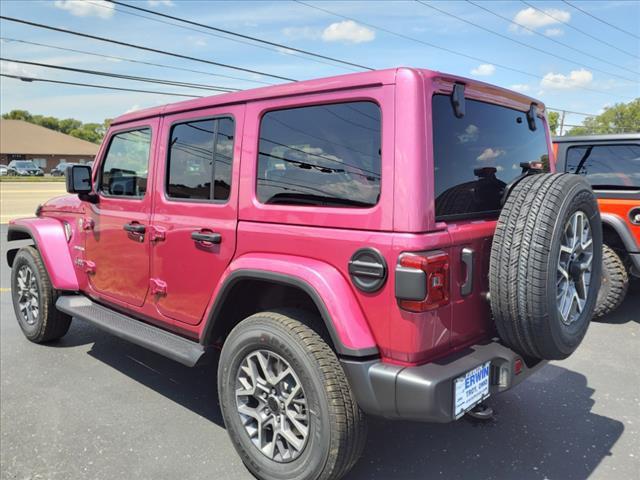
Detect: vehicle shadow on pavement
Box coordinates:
(348, 364, 624, 480)
(592, 278, 639, 325)
(57, 321, 624, 480)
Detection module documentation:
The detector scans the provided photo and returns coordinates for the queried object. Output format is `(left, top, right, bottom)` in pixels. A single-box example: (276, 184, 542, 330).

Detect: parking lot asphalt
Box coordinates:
(0, 182, 66, 224)
(1, 223, 638, 480)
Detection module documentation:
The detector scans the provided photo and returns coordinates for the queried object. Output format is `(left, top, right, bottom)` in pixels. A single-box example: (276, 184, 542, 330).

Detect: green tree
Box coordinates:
(547, 111, 559, 135)
(567, 98, 640, 135)
(59, 118, 82, 134)
(2, 109, 32, 121)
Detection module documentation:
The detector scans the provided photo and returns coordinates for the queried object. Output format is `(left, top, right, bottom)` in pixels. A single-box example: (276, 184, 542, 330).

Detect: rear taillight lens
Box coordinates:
(397, 251, 450, 312)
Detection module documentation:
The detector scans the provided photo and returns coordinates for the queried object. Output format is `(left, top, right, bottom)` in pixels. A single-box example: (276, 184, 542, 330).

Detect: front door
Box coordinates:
(85, 120, 158, 307)
(150, 106, 243, 325)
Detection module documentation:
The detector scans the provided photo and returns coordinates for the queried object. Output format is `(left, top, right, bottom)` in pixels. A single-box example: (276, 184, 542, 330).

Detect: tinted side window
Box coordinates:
(257, 102, 381, 207)
(100, 128, 151, 198)
(432, 94, 549, 219)
(566, 144, 640, 188)
(167, 117, 234, 201)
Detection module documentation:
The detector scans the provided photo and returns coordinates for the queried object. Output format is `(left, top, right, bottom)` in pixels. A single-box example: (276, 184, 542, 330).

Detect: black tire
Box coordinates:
(10, 246, 72, 342)
(593, 245, 629, 319)
(489, 173, 602, 360)
(218, 310, 367, 480)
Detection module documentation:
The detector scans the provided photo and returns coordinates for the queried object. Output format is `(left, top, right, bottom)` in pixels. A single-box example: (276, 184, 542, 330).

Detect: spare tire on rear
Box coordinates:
(489, 173, 602, 360)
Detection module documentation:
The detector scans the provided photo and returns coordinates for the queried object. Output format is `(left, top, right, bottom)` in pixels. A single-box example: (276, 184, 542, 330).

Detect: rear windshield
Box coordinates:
(565, 144, 640, 189)
(432, 94, 549, 220)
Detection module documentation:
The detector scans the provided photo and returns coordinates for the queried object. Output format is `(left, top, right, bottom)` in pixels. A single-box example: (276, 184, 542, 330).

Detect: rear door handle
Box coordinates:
(123, 222, 146, 234)
(191, 231, 221, 244)
(461, 247, 474, 296)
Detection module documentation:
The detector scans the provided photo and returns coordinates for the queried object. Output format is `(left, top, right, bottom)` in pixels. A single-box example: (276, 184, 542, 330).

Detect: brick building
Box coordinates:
(0, 119, 99, 172)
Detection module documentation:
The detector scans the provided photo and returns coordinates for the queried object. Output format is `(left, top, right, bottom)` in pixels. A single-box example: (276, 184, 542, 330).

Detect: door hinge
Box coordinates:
(81, 218, 95, 231)
(75, 258, 96, 274)
(149, 226, 166, 243)
(150, 278, 167, 296)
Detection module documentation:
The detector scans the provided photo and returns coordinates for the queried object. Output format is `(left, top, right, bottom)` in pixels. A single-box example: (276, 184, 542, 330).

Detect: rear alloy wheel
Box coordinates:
(218, 310, 366, 480)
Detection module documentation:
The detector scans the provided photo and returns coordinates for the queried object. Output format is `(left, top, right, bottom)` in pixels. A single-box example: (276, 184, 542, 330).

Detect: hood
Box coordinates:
(40, 194, 84, 214)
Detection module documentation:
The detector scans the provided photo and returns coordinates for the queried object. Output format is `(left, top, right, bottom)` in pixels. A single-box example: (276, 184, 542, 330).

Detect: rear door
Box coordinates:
(85, 120, 157, 307)
(431, 93, 551, 348)
(149, 106, 243, 325)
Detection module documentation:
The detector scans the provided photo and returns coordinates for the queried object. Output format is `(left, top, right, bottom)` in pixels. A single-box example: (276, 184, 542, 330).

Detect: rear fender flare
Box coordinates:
(7, 218, 79, 291)
(201, 254, 379, 357)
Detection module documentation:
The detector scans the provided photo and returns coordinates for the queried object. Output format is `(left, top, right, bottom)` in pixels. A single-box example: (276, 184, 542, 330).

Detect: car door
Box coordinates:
(84, 119, 158, 307)
(149, 106, 243, 325)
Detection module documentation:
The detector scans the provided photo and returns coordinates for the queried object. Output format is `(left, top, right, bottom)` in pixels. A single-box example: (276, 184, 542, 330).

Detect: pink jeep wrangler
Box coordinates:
(8, 68, 602, 480)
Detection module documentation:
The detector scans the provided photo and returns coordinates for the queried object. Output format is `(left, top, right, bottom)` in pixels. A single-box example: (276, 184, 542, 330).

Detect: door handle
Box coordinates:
(461, 247, 474, 296)
(191, 231, 221, 244)
(123, 222, 146, 234)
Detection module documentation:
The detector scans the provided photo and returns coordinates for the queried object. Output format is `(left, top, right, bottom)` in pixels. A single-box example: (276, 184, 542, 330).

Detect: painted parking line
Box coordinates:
(1, 214, 36, 224)
(0, 288, 10, 293)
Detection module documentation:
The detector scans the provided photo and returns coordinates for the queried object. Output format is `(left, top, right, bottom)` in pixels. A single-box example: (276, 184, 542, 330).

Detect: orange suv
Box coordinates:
(554, 134, 639, 317)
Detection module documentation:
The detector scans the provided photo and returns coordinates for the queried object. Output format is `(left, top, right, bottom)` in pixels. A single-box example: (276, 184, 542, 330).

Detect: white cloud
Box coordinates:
(124, 104, 141, 114)
(541, 69, 593, 89)
(148, 0, 174, 6)
(510, 83, 531, 92)
(282, 26, 321, 40)
(457, 124, 479, 143)
(187, 36, 207, 47)
(544, 28, 564, 37)
(509, 7, 570, 34)
(321, 20, 375, 44)
(470, 64, 495, 76)
(1, 60, 38, 78)
(477, 148, 505, 162)
(53, 0, 114, 19)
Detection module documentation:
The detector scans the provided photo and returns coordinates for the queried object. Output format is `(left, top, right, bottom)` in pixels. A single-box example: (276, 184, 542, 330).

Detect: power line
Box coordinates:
(1, 57, 239, 92)
(295, 1, 627, 100)
(562, 0, 640, 40)
(548, 108, 597, 117)
(460, 0, 639, 77)
(0, 73, 201, 97)
(521, 1, 638, 59)
(105, 0, 372, 72)
(0, 37, 275, 86)
(0, 15, 295, 82)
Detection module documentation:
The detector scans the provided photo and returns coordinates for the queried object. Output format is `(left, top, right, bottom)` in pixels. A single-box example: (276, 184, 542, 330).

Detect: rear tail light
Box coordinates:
(397, 251, 450, 312)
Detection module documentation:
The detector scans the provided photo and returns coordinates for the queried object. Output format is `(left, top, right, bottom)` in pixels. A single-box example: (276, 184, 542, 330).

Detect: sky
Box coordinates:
(0, 0, 638, 131)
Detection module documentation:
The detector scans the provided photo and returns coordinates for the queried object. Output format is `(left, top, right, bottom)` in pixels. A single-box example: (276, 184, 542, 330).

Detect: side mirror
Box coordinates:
(66, 165, 93, 194)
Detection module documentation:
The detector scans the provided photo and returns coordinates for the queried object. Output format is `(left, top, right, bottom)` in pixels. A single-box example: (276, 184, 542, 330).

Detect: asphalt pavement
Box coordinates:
(0, 182, 66, 224)
(1, 224, 638, 480)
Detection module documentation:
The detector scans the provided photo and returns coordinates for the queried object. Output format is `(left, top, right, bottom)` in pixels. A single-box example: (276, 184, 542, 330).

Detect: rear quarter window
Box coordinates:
(256, 101, 381, 208)
(432, 94, 549, 220)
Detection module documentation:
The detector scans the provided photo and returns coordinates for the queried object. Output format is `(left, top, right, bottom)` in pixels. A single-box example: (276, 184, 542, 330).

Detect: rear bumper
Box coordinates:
(341, 341, 546, 423)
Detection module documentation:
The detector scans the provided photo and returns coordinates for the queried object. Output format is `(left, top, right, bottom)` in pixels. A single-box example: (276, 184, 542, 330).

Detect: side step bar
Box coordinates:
(56, 296, 209, 367)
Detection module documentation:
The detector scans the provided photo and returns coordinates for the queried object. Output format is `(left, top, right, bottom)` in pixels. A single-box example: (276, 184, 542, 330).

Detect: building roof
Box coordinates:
(0, 119, 99, 156)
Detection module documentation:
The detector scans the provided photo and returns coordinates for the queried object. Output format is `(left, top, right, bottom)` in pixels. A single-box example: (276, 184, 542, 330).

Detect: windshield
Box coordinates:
(15, 161, 38, 169)
(432, 94, 549, 220)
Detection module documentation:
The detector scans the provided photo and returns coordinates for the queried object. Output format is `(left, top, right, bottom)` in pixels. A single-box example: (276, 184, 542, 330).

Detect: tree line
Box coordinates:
(1, 110, 111, 144)
(548, 98, 639, 136)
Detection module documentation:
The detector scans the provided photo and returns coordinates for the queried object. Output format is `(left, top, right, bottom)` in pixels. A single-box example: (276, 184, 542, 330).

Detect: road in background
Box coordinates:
(0, 182, 66, 223)
(1, 235, 639, 480)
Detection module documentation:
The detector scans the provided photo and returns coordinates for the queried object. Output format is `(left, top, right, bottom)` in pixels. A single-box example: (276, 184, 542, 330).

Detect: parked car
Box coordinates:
(7, 68, 602, 480)
(554, 134, 639, 317)
(51, 162, 79, 177)
(0, 164, 7, 176)
(7, 160, 44, 176)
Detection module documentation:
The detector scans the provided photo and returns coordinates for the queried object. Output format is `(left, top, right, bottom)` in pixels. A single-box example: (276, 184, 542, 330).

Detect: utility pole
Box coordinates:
(559, 110, 566, 136)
